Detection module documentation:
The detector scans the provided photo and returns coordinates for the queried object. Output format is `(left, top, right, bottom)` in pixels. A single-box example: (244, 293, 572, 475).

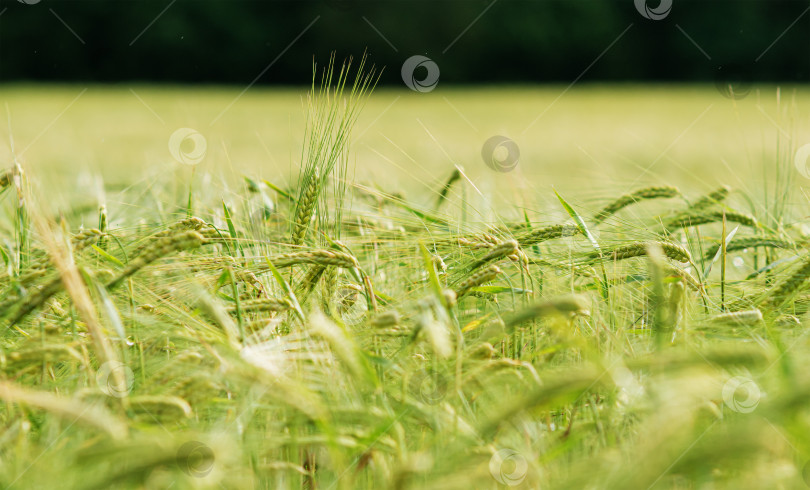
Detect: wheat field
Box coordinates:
(2, 67, 810, 489)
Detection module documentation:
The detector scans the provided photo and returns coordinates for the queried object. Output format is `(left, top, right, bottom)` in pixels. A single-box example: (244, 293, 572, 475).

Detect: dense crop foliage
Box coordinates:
(1, 68, 810, 489)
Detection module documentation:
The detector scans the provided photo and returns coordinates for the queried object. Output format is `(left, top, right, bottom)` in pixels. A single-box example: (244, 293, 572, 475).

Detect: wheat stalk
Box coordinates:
(320, 265, 338, 311)
(5, 276, 65, 325)
(504, 294, 591, 330)
(516, 224, 579, 247)
(266, 249, 359, 270)
(469, 239, 519, 271)
(97, 204, 108, 250)
(294, 54, 378, 245)
(454, 237, 497, 249)
(454, 265, 502, 298)
(703, 236, 794, 260)
(467, 342, 496, 360)
(133, 217, 210, 255)
(661, 264, 702, 291)
(762, 254, 810, 307)
(370, 310, 401, 328)
(129, 395, 192, 419)
(291, 165, 320, 246)
(7, 344, 86, 366)
(593, 186, 680, 224)
(107, 230, 206, 289)
(295, 264, 326, 303)
(33, 217, 127, 400)
(233, 269, 265, 296)
(432, 233, 501, 250)
(74, 228, 104, 250)
(665, 210, 758, 230)
(526, 257, 598, 278)
(432, 254, 448, 274)
(0, 381, 127, 439)
(6, 229, 104, 287)
(687, 185, 731, 212)
(587, 241, 691, 263)
(709, 309, 763, 325)
(227, 297, 292, 314)
(14, 265, 50, 288)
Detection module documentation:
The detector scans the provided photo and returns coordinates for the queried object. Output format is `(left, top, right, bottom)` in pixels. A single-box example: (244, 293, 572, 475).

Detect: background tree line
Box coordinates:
(1, 0, 807, 84)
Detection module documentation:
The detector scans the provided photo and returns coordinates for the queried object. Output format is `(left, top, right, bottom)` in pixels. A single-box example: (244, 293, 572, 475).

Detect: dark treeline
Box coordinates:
(1, 0, 808, 85)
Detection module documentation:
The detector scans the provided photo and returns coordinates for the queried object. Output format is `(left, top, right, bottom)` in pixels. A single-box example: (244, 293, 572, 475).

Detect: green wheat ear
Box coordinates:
(593, 185, 680, 224)
(106, 230, 207, 290)
(455, 264, 502, 298)
(587, 241, 692, 264)
(665, 209, 758, 230)
(291, 52, 379, 246)
(762, 254, 810, 308)
(687, 184, 731, 212)
(702, 236, 794, 261)
(291, 165, 319, 246)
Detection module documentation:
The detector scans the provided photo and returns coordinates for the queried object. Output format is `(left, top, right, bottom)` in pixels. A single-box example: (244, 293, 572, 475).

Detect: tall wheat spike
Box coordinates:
(292, 53, 378, 246)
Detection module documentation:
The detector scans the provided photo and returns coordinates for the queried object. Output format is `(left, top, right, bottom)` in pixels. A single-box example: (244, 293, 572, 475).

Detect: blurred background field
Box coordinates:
(3, 84, 809, 217)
